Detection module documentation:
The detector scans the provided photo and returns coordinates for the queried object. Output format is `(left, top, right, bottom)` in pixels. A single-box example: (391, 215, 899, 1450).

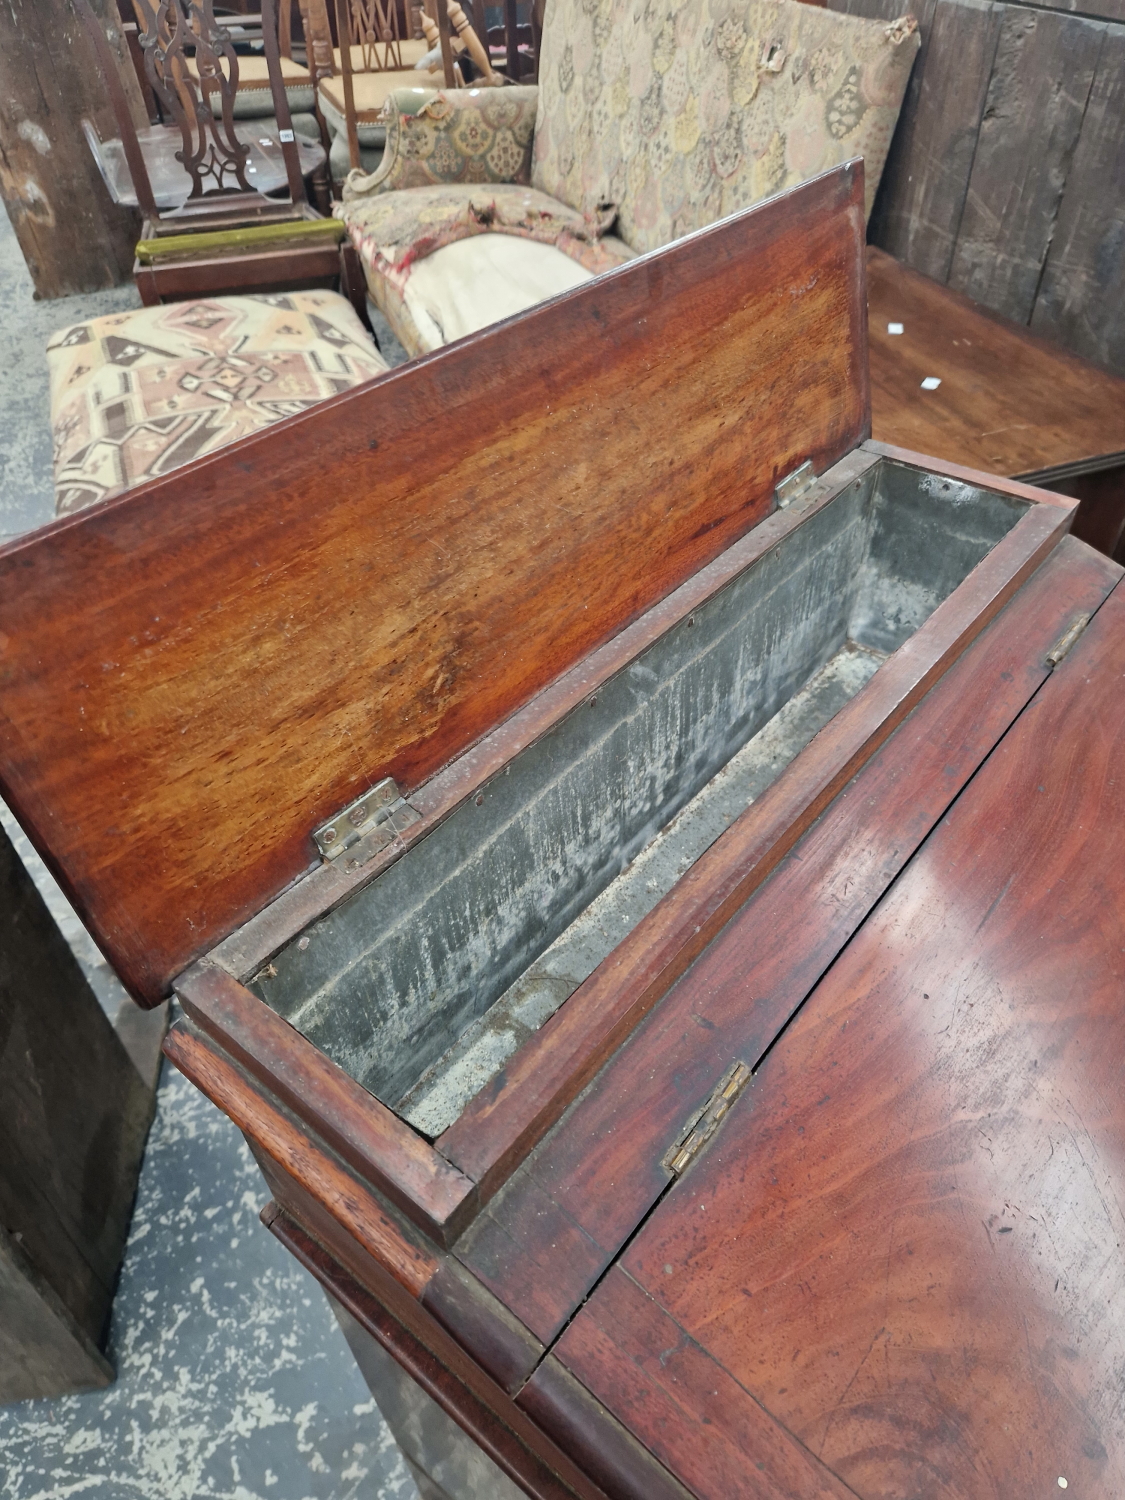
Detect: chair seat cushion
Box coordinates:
(333, 40, 431, 74)
(318, 67, 430, 126)
(341, 182, 634, 354)
(402, 234, 598, 351)
(342, 181, 631, 278)
(48, 292, 387, 515)
(186, 54, 315, 117)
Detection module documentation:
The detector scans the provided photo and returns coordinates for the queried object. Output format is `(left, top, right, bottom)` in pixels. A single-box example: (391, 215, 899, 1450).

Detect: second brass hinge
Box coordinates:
(775, 460, 816, 508)
(313, 777, 421, 861)
(1046, 613, 1090, 668)
(663, 1060, 752, 1177)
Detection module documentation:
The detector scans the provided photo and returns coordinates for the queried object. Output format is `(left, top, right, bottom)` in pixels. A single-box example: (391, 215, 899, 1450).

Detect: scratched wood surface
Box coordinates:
(454, 536, 1121, 1344)
(867, 248, 1125, 478)
(1030, 22, 1125, 381)
(0, 164, 868, 1006)
(551, 1268, 856, 1500)
(831, 0, 1125, 379)
(948, 7, 1104, 324)
(617, 571, 1125, 1500)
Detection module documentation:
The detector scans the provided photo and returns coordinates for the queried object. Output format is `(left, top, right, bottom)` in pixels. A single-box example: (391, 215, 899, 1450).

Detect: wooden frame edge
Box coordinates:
(438, 495, 1073, 1192)
(174, 963, 478, 1244)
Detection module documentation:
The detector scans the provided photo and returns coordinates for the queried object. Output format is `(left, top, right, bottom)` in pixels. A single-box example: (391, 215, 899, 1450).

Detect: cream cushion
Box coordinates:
(186, 54, 315, 116)
(402, 235, 595, 351)
(318, 66, 433, 124)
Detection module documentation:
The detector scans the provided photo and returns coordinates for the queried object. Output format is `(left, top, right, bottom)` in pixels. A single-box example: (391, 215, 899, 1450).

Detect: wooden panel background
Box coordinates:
(0, 0, 144, 297)
(0, 165, 868, 1006)
(831, 0, 1125, 378)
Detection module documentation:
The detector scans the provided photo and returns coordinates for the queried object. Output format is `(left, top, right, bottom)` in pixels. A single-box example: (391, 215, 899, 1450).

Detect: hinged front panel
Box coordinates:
(0, 164, 869, 1005)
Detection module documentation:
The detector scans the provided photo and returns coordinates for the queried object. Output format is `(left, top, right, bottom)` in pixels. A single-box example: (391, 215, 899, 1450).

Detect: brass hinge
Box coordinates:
(663, 1060, 752, 1177)
(1046, 613, 1090, 668)
(775, 460, 816, 508)
(313, 777, 420, 861)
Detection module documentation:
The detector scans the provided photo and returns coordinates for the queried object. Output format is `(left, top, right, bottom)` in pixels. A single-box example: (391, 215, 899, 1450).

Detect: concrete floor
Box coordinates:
(0, 208, 418, 1499)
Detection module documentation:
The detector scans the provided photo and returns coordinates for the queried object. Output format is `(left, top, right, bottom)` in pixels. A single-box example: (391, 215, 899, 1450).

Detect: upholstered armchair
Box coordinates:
(337, 0, 921, 358)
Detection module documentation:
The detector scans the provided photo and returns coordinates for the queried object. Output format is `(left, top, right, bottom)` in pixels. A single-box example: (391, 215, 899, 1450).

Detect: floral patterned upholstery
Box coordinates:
(340, 0, 920, 356)
(48, 293, 387, 515)
(344, 86, 541, 195)
(343, 180, 633, 351)
(531, 0, 919, 251)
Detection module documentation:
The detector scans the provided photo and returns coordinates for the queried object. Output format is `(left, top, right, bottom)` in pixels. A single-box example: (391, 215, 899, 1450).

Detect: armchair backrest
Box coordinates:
(530, 0, 920, 253)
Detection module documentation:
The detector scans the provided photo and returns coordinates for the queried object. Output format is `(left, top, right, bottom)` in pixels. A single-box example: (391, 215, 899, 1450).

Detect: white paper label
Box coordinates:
(278, 129, 295, 143)
(887, 322, 904, 335)
(920, 376, 942, 390)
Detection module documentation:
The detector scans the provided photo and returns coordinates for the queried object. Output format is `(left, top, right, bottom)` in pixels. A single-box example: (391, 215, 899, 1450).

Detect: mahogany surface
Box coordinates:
(596, 574, 1125, 1499)
(867, 246, 1125, 480)
(0, 164, 867, 1006)
(455, 534, 1121, 1345)
(438, 489, 1072, 1196)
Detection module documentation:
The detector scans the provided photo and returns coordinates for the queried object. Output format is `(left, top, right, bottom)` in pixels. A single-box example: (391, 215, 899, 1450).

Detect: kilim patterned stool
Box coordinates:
(48, 292, 388, 515)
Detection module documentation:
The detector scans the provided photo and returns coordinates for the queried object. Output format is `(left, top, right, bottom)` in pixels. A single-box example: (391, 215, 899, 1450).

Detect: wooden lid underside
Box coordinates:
(0, 164, 869, 1006)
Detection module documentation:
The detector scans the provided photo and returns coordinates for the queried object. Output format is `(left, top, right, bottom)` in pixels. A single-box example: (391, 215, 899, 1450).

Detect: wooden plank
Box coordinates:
(163, 1022, 441, 1296)
(0, 821, 154, 1393)
(0, 0, 142, 297)
(438, 496, 1074, 1196)
(453, 535, 1121, 1343)
(867, 247, 1125, 476)
(620, 574, 1125, 1498)
(866, 0, 1003, 283)
(0, 163, 869, 1007)
(176, 964, 479, 1243)
(265, 1207, 612, 1500)
(0, 1226, 113, 1403)
(1032, 0, 1124, 23)
(949, 7, 1104, 324)
(203, 449, 880, 987)
(1030, 21, 1125, 377)
(518, 1356, 695, 1500)
(552, 1268, 855, 1500)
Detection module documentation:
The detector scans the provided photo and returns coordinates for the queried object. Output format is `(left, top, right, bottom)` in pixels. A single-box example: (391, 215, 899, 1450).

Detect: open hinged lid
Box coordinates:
(0, 164, 869, 1008)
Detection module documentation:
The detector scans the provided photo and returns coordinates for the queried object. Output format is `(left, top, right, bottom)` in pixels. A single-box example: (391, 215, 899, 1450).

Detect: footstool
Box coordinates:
(48, 291, 388, 515)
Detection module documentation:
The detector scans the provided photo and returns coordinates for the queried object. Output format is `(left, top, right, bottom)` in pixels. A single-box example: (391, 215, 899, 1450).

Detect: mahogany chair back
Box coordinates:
(77, 0, 308, 222)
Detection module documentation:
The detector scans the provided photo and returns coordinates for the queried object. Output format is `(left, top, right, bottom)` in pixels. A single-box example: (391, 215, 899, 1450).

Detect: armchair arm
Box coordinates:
(341, 85, 539, 201)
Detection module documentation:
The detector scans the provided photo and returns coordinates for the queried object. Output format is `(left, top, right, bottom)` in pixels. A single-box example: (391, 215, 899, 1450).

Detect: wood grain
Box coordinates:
(1030, 21, 1125, 377)
(621, 573, 1125, 1499)
(831, 0, 1001, 290)
(202, 449, 879, 987)
(517, 1356, 696, 1500)
(131, 237, 345, 303)
(175, 963, 478, 1242)
(867, 0, 1001, 283)
(0, 821, 154, 1398)
(948, 7, 1104, 323)
(453, 535, 1121, 1344)
(867, 248, 1125, 478)
(0, 163, 868, 1007)
(0, 0, 141, 297)
(420, 1258, 543, 1395)
(553, 1268, 856, 1500)
(439, 496, 1074, 1195)
(266, 1206, 612, 1500)
(163, 1022, 440, 1296)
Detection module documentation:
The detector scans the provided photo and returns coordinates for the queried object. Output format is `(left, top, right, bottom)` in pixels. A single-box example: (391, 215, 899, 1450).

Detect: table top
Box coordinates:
(867, 246, 1125, 482)
(543, 541, 1125, 1498)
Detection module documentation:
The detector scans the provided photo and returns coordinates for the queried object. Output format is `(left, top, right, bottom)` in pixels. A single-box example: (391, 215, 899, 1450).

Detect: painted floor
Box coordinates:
(0, 208, 418, 1499)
